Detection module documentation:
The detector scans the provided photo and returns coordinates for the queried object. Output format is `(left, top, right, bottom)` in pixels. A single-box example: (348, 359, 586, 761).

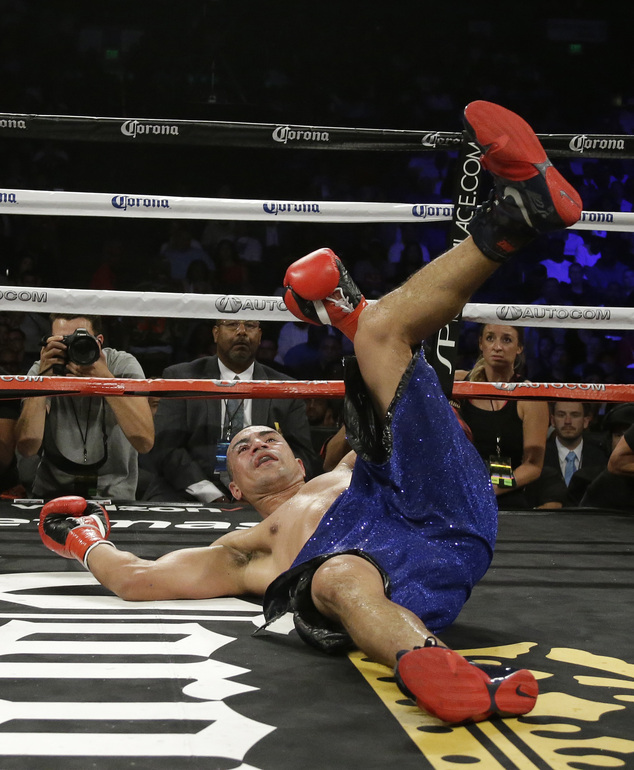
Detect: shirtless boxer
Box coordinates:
(39, 101, 582, 724)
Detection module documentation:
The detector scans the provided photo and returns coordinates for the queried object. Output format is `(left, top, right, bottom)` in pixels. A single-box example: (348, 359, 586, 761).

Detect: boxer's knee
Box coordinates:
(311, 554, 385, 620)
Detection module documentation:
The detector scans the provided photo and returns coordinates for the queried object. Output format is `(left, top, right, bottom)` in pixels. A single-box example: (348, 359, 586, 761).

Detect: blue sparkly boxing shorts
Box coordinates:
(262, 348, 497, 653)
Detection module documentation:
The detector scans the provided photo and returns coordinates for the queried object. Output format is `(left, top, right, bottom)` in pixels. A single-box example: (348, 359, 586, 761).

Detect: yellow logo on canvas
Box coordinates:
(350, 642, 634, 769)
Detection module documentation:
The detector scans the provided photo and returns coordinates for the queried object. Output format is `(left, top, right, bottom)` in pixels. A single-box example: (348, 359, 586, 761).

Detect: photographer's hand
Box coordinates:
(66, 350, 111, 379)
(39, 336, 68, 377)
(17, 336, 71, 456)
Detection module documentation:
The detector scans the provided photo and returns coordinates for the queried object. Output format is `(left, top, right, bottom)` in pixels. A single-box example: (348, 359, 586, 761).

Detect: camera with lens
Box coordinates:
(42, 328, 101, 374)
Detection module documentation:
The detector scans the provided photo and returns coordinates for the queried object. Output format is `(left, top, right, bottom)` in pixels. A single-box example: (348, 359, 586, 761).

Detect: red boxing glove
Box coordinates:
(39, 495, 115, 568)
(283, 248, 368, 341)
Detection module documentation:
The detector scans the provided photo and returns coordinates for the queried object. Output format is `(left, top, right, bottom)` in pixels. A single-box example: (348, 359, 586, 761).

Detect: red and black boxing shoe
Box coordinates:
(283, 248, 368, 341)
(39, 495, 115, 568)
(394, 643, 538, 724)
(463, 100, 582, 262)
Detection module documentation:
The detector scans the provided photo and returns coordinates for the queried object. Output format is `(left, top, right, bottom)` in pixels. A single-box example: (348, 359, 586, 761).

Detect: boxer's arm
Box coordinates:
(608, 424, 634, 476)
(86, 540, 259, 601)
(322, 425, 351, 472)
(330, 444, 356, 474)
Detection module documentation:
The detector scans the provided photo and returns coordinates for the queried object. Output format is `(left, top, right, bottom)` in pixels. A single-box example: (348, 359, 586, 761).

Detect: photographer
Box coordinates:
(16, 314, 154, 500)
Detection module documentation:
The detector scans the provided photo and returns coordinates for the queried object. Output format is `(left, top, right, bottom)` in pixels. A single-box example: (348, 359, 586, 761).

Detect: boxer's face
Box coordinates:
(227, 425, 305, 502)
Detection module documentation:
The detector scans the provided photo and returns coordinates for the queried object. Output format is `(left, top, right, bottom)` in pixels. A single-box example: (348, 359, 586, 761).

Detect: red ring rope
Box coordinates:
(0, 376, 630, 403)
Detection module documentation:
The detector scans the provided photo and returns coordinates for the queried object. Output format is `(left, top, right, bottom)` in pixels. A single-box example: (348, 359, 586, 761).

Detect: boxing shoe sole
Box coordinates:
(463, 100, 582, 228)
(395, 646, 538, 724)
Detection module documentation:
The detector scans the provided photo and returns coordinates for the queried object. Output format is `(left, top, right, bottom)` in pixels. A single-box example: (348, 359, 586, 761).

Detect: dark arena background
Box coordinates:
(2, 1, 634, 767)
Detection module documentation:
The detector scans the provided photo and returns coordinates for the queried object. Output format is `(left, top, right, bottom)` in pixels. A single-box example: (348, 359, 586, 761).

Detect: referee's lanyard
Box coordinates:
(222, 399, 246, 442)
(216, 396, 246, 472)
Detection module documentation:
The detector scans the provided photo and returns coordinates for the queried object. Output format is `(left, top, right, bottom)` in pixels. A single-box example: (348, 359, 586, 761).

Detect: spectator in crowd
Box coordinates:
(533, 276, 569, 307)
(541, 401, 609, 506)
(539, 239, 574, 284)
(143, 318, 321, 503)
(183, 259, 215, 294)
(305, 396, 343, 458)
(563, 230, 603, 269)
(276, 321, 310, 362)
(603, 281, 625, 307)
(0, 361, 19, 495)
(89, 238, 125, 291)
(160, 224, 214, 285)
(455, 324, 566, 509)
(525, 333, 555, 382)
(562, 262, 600, 306)
(18, 309, 51, 371)
(255, 332, 292, 374)
(305, 397, 341, 429)
(126, 316, 174, 378)
(0, 346, 23, 375)
(586, 236, 629, 291)
(581, 404, 634, 511)
(389, 239, 431, 289)
(623, 268, 634, 307)
(285, 329, 345, 380)
(548, 344, 575, 383)
(578, 362, 607, 384)
(571, 332, 607, 380)
(213, 239, 250, 293)
(15, 314, 154, 499)
(4, 327, 28, 372)
(174, 320, 217, 364)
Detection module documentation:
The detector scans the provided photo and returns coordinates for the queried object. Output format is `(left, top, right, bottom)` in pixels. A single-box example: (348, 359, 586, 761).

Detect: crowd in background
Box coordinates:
(0, 2, 634, 506)
(1, 4, 634, 383)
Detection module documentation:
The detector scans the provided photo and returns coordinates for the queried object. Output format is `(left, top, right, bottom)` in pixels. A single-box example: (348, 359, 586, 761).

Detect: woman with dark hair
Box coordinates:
(455, 324, 565, 509)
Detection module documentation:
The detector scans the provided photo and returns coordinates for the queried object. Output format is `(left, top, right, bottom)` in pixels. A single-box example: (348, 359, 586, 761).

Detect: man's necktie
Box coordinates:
(564, 450, 577, 486)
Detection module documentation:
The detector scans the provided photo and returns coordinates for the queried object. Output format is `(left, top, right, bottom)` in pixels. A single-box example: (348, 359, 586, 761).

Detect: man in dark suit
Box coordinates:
(580, 403, 634, 511)
(542, 401, 609, 505)
(142, 319, 321, 503)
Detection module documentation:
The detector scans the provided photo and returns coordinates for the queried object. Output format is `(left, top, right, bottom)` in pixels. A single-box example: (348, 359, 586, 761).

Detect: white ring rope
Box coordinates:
(0, 188, 625, 230)
(0, 285, 631, 330)
(0, 189, 452, 224)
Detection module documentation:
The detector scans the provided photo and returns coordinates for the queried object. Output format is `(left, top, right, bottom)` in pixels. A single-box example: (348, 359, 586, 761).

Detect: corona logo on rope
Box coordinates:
(120, 119, 180, 138)
(351, 643, 634, 768)
(412, 204, 453, 219)
(581, 211, 614, 224)
(569, 134, 626, 153)
(111, 195, 171, 211)
(420, 132, 461, 148)
(262, 202, 321, 216)
(0, 118, 26, 130)
(271, 125, 330, 144)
